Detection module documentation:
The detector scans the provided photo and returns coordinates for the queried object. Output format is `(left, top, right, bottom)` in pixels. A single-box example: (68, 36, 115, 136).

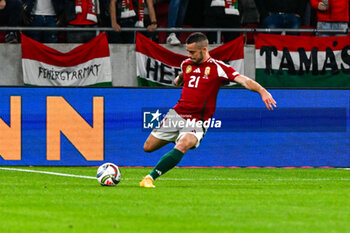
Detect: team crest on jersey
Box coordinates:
(205, 67, 210, 76)
(186, 65, 192, 74)
(203, 66, 210, 79)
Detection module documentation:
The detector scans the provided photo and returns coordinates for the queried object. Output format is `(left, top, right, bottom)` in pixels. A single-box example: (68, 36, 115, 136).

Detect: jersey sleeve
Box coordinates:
(180, 60, 185, 73)
(215, 60, 240, 82)
(180, 58, 190, 74)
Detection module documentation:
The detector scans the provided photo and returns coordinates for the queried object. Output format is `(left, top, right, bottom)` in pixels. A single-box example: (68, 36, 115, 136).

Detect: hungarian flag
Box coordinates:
(255, 34, 350, 88)
(136, 33, 244, 86)
(21, 33, 112, 86)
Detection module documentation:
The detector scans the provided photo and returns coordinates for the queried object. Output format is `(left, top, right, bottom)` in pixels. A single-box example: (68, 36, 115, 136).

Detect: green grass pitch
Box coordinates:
(0, 167, 349, 233)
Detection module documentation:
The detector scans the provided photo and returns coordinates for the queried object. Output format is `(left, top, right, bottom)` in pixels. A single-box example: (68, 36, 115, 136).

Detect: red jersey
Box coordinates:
(173, 57, 240, 121)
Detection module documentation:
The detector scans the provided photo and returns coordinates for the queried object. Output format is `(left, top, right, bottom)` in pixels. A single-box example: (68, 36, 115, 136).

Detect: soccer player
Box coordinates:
(140, 32, 276, 188)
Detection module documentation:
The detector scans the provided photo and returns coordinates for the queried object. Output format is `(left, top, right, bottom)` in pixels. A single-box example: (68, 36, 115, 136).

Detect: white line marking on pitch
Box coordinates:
(0, 167, 96, 180)
(153, 178, 350, 181)
(0, 167, 349, 181)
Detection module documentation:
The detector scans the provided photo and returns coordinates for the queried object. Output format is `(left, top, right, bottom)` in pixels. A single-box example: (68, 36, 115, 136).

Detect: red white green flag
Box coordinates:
(136, 33, 244, 86)
(255, 34, 350, 87)
(21, 33, 112, 86)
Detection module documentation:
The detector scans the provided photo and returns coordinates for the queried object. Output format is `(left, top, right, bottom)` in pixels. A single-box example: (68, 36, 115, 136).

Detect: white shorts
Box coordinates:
(151, 109, 207, 148)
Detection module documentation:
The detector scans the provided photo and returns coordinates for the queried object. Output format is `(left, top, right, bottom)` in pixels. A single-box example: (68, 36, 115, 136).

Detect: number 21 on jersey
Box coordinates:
(188, 76, 200, 88)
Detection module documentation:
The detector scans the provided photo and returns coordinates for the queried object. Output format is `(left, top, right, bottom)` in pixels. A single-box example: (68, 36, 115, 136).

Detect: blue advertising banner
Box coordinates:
(0, 87, 349, 167)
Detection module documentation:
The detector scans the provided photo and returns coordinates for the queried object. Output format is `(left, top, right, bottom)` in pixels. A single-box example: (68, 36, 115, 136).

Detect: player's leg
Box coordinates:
(143, 133, 171, 153)
(174, 133, 198, 153)
(141, 109, 204, 187)
(149, 133, 197, 178)
(140, 133, 198, 188)
(140, 132, 174, 188)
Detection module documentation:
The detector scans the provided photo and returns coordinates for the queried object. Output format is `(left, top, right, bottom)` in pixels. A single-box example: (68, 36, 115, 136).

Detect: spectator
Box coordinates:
(166, 0, 189, 45)
(98, 0, 110, 28)
(22, 0, 63, 43)
(302, 1, 313, 27)
(254, 0, 307, 35)
(142, 0, 158, 41)
(109, 0, 158, 43)
(240, 0, 259, 26)
(310, 0, 349, 36)
(0, 0, 22, 43)
(64, 0, 100, 43)
(240, 0, 259, 44)
(203, 0, 241, 44)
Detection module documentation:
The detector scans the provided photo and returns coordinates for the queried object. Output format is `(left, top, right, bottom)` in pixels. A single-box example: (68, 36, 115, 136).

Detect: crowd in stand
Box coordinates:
(0, 0, 349, 44)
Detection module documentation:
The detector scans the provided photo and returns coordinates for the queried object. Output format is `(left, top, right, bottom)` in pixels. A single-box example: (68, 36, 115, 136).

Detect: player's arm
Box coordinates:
(234, 75, 277, 110)
(174, 73, 184, 86)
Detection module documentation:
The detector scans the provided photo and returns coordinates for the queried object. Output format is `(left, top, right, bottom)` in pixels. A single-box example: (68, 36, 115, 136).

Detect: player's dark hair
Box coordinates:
(186, 32, 208, 45)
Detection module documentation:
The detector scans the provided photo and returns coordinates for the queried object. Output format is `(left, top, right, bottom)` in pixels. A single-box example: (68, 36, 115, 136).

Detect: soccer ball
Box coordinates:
(96, 163, 121, 186)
